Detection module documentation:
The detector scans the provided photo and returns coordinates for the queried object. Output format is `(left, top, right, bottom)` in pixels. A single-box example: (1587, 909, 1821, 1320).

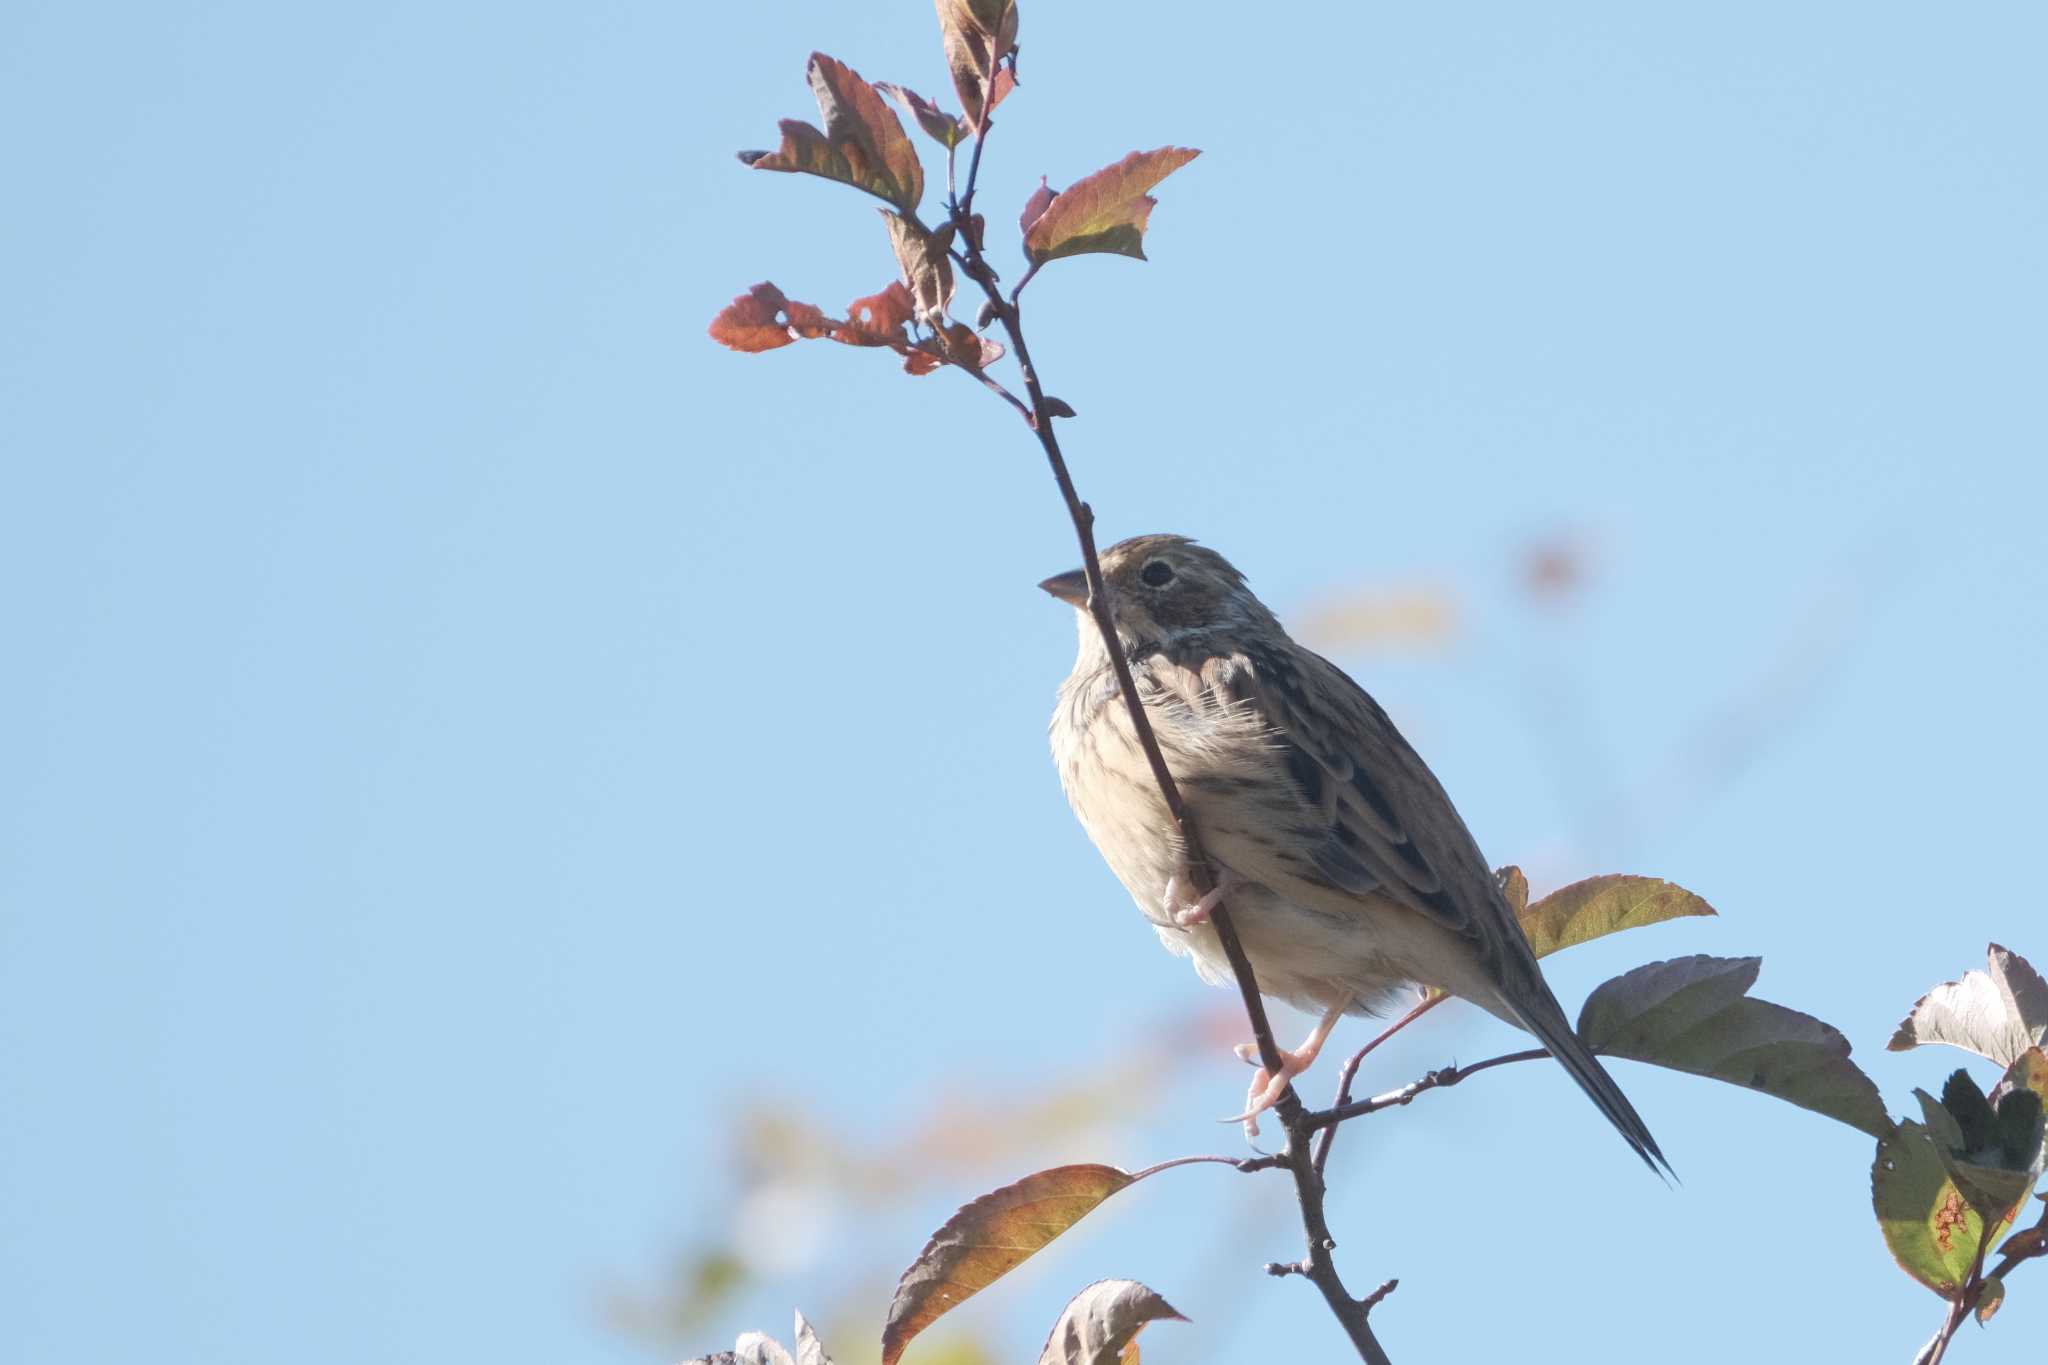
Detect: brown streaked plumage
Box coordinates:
(1044, 534, 1668, 1172)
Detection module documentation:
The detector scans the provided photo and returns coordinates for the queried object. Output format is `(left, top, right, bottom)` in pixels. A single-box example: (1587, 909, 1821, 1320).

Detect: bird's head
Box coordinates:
(1039, 534, 1275, 657)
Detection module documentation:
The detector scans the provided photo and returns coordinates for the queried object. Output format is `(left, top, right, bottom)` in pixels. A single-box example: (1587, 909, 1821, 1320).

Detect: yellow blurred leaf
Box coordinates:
(1294, 585, 1459, 652)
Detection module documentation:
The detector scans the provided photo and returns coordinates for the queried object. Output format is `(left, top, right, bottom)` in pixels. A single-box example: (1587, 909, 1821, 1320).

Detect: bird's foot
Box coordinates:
(1163, 866, 1240, 929)
(1224, 997, 1350, 1140)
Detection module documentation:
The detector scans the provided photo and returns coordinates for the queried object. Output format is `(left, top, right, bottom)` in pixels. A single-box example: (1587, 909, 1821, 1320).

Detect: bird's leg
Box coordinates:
(1163, 864, 1240, 929)
(1228, 995, 1351, 1139)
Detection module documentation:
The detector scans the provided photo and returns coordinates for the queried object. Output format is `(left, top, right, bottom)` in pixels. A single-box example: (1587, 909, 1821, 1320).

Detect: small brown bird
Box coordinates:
(1044, 534, 1666, 1171)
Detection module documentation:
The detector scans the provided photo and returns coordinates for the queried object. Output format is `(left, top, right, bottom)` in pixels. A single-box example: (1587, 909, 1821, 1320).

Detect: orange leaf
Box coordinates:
(744, 53, 924, 211)
(882, 1164, 1136, 1365)
(1024, 147, 1200, 265)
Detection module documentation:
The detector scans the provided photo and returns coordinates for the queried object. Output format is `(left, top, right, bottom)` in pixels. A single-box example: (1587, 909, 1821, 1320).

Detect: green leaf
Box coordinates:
(744, 54, 924, 211)
(1992, 1047, 2048, 1171)
(1889, 944, 2048, 1067)
(1036, 1280, 1185, 1365)
(883, 1165, 1140, 1365)
(1873, 1120, 2021, 1295)
(1916, 1089, 2036, 1218)
(1578, 955, 1893, 1137)
(1517, 874, 1716, 960)
(1942, 1069, 1997, 1152)
(1975, 1276, 2005, 1324)
(1023, 148, 1201, 265)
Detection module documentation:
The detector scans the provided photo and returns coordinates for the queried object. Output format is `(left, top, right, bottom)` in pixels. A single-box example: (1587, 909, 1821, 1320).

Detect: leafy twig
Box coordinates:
(1917, 1196, 2048, 1365)
(941, 83, 1392, 1365)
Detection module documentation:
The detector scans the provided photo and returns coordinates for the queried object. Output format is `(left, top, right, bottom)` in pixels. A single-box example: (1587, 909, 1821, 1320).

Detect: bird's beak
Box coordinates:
(1037, 568, 1088, 607)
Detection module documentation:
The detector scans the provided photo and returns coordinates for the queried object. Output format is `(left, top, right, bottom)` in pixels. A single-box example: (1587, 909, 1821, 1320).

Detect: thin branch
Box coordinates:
(1008, 259, 1042, 305)
(942, 70, 1390, 1365)
(1315, 993, 1445, 1176)
(1982, 1197, 2048, 1285)
(1310, 1049, 1551, 1130)
(1917, 1228, 1995, 1365)
(953, 361, 1032, 424)
(1127, 1154, 1267, 1181)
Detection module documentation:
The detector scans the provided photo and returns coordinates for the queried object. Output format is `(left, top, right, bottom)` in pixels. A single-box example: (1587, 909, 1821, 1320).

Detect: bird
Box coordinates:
(1043, 533, 1667, 1172)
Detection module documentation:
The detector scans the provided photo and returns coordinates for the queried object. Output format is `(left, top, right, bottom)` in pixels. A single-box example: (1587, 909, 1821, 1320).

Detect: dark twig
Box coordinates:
(1008, 259, 1041, 305)
(956, 363, 1032, 424)
(1310, 1049, 1551, 1130)
(943, 71, 1391, 1365)
(1314, 992, 1445, 1176)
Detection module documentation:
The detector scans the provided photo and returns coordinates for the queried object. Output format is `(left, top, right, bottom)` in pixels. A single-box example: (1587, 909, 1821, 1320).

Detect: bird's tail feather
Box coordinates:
(1500, 991, 1672, 1178)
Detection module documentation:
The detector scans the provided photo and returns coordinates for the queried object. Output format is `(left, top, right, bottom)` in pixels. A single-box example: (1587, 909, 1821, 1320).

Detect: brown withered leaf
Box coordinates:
(745, 54, 924, 211)
(882, 1165, 1138, 1365)
(927, 320, 1004, 371)
(934, 0, 1018, 128)
(1023, 148, 1199, 265)
(882, 211, 955, 324)
(874, 83, 970, 149)
(1036, 1280, 1185, 1365)
(1495, 865, 1530, 917)
(1518, 875, 1716, 960)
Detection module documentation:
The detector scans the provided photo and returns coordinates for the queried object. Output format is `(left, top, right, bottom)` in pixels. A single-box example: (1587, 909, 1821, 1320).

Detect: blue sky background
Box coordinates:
(4, 2, 2045, 1361)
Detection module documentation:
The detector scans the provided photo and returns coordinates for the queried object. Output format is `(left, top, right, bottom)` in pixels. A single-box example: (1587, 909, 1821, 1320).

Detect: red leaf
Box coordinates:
(838, 282, 916, 345)
(745, 54, 924, 211)
(710, 276, 999, 381)
(873, 82, 970, 150)
(1023, 147, 1200, 266)
(707, 282, 800, 352)
(783, 300, 835, 340)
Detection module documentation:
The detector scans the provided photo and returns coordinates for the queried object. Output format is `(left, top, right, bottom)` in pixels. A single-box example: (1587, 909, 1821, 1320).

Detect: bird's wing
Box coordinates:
(1197, 644, 1531, 981)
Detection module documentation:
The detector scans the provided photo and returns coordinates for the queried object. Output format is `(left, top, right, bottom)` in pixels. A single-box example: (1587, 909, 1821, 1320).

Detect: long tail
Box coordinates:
(1500, 989, 1672, 1177)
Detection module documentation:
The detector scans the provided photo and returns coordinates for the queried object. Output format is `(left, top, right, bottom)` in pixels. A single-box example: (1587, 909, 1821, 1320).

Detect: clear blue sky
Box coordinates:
(3, 3, 2044, 1362)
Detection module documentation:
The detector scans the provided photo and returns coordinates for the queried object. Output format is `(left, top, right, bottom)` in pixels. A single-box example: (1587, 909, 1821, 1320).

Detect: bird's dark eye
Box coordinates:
(1140, 559, 1175, 588)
